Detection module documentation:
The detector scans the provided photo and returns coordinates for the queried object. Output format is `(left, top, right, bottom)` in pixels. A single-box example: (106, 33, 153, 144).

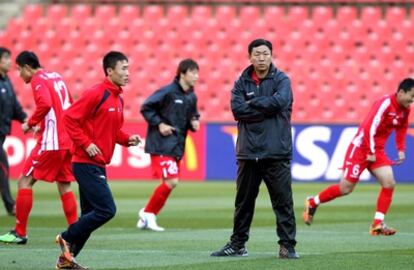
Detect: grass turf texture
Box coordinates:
(0, 181, 413, 270)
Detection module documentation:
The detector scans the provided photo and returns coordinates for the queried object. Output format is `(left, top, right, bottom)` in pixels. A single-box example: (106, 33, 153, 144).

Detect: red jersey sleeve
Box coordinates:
(116, 129, 130, 146)
(63, 88, 99, 149)
(27, 77, 52, 127)
(361, 97, 391, 154)
(395, 109, 410, 152)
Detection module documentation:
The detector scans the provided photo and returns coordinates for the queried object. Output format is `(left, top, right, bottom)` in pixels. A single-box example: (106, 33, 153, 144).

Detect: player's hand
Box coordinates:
(128, 135, 141, 146)
(86, 143, 102, 157)
(32, 126, 40, 135)
(366, 154, 376, 162)
(191, 118, 200, 131)
(158, 123, 175, 136)
(395, 151, 405, 165)
(21, 122, 30, 133)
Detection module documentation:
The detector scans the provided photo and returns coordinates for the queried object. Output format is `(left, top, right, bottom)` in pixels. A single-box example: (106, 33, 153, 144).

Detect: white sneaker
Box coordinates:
(137, 208, 147, 229)
(138, 208, 165, 232)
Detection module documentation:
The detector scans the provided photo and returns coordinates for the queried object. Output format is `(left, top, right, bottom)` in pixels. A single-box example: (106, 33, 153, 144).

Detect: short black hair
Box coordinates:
(398, 78, 414, 93)
(103, 51, 128, 76)
(15, 51, 41, 69)
(248, 39, 273, 55)
(176, 58, 199, 78)
(0, 47, 11, 59)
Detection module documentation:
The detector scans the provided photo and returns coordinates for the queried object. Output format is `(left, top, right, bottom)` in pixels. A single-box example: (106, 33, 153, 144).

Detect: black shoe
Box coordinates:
(279, 245, 299, 259)
(211, 243, 248, 257)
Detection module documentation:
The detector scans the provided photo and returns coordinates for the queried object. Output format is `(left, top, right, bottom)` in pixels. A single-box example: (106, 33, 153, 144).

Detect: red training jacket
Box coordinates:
(351, 94, 410, 154)
(63, 78, 130, 167)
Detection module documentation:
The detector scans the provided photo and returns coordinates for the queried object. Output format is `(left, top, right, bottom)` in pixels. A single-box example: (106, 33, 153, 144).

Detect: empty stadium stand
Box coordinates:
(0, 3, 413, 123)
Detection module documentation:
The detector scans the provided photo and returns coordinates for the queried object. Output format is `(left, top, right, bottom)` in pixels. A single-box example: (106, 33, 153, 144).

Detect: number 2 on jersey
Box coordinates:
(54, 80, 71, 110)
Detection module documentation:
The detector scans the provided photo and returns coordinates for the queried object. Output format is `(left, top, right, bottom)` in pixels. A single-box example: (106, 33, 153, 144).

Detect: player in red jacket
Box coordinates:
(303, 78, 414, 235)
(0, 51, 78, 244)
(55, 51, 140, 270)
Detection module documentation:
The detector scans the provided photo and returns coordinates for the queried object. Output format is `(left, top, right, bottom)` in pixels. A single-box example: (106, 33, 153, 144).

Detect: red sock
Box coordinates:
(144, 182, 172, 215)
(318, 184, 342, 204)
(61, 191, 78, 225)
(14, 189, 33, 236)
(373, 187, 394, 225)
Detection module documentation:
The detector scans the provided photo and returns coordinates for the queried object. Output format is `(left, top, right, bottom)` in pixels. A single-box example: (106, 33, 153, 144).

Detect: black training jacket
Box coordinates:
(0, 74, 27, 135)
(141, 79, 199, 160)
(231, 64, 293, 160)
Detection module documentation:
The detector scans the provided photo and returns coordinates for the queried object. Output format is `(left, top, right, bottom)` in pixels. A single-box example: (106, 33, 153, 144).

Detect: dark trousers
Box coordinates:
(230, 159, 297, 248)
(0, 135, 15, 214)
(62, 163, 116, 257)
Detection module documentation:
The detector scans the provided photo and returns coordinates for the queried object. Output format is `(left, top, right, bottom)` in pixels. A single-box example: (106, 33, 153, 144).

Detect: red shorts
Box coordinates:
(342, 144, 393, 183)
(22, 145, 74, 182)
(150, 155, 181, 179)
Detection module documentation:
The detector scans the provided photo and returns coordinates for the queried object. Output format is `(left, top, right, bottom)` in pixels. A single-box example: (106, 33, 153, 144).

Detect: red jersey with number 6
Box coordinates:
(27, 70, 73, 150)
(351, 94, 410, 154)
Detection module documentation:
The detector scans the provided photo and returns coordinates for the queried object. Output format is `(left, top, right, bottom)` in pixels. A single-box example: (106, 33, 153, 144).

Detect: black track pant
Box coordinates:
(0, 135, 14, 214)
(230, 159, 297, 248)
(61, 163, 116, 257)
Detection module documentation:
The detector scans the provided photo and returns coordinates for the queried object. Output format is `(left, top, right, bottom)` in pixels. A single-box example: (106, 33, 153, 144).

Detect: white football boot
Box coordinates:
(138, 208, 165, 231)
(137, 208, 147, 229)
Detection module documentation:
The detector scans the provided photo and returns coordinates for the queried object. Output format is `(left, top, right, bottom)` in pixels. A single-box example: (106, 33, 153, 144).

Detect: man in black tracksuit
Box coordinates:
(0, 47, 27, 216)
(137, 59, 200, 231)
(211, 39, 299, 259)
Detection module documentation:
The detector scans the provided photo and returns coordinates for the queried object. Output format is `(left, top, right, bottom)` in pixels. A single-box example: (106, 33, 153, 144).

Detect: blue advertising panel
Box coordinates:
(206, 124, 237, 180)
(206, 124, 414, 183)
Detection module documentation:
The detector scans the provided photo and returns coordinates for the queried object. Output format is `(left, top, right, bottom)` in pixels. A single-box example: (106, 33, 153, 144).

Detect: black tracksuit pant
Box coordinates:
(61, 163, 116, 257)
(0, 135, 15, 214)
(230, 159, 297, 248)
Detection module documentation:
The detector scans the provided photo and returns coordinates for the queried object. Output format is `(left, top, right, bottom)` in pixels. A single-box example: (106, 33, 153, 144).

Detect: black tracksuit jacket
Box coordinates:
(231, 64, 293, 160)
(141, 79, 199, 160)
(0, 74, 27, 136)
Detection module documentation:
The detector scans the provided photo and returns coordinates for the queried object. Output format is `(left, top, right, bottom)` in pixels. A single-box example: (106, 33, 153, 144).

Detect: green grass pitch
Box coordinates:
(0, 181, 413, 270)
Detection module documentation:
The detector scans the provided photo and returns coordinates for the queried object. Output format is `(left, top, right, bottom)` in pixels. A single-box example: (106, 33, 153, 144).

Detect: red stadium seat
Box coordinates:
(239, 6, 261, 22)
(166, 5, 189, 21)
(360, 7, 382, 24)
(385, 7, 407, 24)
(263, 6, 285, 23)
(95, 5, 116, 21)
(70, 4, 93, 22)
(23, 4, 44, 21)
(46, 4, 68, 21)
(287, 6, 310, 28)
(215, 5, 236, 22)
(119, 5, 140, 22)
(311, 6, 333, 26)
(336, 6, 357, 26)
(143, 5, 164, 21)
(191, 5, 212, 21)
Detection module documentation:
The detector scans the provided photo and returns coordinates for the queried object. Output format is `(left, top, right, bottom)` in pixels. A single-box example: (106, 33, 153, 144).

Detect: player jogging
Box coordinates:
(303, 78, 414, 235)
(137, 59, 200, 231)
(0, 51, 78, 244)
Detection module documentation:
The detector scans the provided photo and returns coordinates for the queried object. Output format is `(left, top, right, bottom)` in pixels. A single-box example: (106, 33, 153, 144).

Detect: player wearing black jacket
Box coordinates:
(0, 47, 27, 216)
(137, 59, 200, 231)
(211, 39, 299, 259)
